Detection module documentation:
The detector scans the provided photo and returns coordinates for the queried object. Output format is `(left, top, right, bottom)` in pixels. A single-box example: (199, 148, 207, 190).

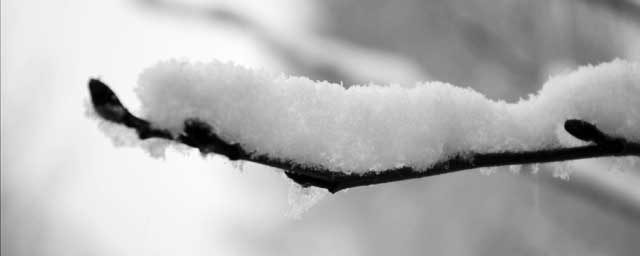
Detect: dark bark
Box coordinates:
(88, 79, 640, 193)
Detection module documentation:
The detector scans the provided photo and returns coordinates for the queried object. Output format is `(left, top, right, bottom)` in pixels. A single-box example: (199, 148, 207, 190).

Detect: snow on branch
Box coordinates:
(88, 60, 640, 193)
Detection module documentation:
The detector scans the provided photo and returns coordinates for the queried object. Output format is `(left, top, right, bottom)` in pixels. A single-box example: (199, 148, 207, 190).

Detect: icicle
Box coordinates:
(509, 164, 522, 173)
(140, 139, 171, 158)
(230, 160, 246, 172)
(608, 156, 639, 173)
(552, 162, 572, 180)
(530, 163, 541, 174)
(478, 166, 500, 175)
(286, 182, 329, 219)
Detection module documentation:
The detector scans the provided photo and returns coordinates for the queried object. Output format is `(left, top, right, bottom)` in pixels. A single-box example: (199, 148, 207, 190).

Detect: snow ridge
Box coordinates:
(128, 59, 639, 173)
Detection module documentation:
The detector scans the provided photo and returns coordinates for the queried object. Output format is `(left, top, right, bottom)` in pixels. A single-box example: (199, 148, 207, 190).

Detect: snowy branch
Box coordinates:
(89, 79, 640, 193)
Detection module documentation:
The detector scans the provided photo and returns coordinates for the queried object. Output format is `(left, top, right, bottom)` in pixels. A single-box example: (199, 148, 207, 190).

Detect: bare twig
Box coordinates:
(88, 79, 640, 193)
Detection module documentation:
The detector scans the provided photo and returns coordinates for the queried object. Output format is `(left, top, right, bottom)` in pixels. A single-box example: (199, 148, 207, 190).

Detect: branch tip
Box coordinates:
(564, 119, 608, 144)
(88, 78, 129, 123)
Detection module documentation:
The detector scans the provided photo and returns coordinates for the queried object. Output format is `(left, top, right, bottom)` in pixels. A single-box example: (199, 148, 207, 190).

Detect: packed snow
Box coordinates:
(97, 59, 640, 173)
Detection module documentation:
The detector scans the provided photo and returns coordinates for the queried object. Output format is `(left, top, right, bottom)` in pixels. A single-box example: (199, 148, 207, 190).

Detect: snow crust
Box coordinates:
(131, 59, 639, 173)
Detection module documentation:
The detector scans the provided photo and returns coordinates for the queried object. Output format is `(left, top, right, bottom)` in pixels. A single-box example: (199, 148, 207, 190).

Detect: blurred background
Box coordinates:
(2, 0, 640, 255)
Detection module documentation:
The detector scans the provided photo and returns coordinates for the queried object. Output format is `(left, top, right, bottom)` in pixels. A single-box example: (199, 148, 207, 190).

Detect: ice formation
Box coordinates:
(119, 59, 639, 173)
(287, 182, 330, 219)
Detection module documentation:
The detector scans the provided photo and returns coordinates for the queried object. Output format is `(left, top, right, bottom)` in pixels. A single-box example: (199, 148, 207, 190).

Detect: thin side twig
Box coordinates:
(88, 79, 640, 193)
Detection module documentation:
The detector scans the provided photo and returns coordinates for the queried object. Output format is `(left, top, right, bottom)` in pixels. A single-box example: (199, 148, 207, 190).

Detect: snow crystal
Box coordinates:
(124, 59, 639, 173)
